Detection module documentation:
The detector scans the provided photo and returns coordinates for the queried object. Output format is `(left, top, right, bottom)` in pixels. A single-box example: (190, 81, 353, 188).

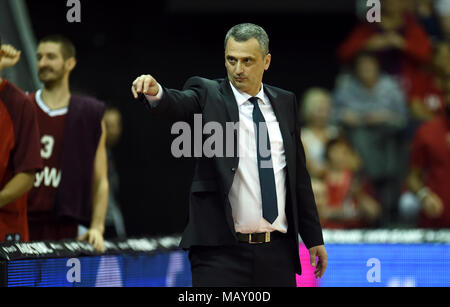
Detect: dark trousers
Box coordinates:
(189, 238, 297, 287)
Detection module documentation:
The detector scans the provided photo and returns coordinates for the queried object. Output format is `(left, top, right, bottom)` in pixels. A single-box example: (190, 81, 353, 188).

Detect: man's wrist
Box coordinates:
(145, 83, 163, 102)
(89, 224, 105, 235)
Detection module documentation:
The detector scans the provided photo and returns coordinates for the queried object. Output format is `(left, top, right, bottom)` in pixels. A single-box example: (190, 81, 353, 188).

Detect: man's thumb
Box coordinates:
(310, 249, 317, 267)
(77, 233, 87, 241)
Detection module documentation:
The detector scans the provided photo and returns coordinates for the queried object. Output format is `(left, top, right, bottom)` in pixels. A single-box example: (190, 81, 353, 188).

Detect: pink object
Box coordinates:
(296, 244, 319, 287)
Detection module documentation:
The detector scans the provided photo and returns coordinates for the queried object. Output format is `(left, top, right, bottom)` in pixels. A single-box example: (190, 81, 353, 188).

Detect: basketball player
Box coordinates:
(27, 35, 108, 252)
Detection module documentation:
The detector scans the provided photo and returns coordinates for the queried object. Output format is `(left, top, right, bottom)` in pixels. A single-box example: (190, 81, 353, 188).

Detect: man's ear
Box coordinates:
(264, 53, 271, 71)
(65, 57, 77, 72)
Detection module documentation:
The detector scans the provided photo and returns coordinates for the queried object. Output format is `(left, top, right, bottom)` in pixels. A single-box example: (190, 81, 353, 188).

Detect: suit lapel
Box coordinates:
(264, 85, 294, 161)
(219, 79, 239, 124)
(264, 85, 297, 219)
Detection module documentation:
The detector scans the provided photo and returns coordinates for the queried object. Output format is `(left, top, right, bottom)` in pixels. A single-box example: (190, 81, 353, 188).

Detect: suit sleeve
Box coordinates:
(293, 94, 324, 249)
(147, 76, 204, 123)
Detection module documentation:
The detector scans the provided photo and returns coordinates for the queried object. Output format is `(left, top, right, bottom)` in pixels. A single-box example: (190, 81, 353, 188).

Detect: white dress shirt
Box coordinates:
(228, 82, 288, 234)
(146, 82, 288, 234)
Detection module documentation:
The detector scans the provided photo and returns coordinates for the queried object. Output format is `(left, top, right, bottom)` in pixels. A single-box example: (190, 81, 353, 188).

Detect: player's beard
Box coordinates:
(38, 66, 65, 88)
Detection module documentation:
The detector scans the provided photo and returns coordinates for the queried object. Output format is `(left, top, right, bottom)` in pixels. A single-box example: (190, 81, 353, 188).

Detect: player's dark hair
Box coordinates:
(39, 34, 76, 60)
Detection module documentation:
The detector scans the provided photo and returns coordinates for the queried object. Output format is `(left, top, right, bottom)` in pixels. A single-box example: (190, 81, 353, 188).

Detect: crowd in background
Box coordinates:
(2, 0, 449, 245)
(301, 0, 450, 229)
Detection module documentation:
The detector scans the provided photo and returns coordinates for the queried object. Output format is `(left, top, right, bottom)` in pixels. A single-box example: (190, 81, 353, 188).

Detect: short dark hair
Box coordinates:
(39, 35, 76, 60)
(224, 23, 269, 56)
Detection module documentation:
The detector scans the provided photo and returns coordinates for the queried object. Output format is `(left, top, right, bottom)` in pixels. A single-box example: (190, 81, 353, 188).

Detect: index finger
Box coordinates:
(317, 255, 327, 277)
(131, 85, 138, 99)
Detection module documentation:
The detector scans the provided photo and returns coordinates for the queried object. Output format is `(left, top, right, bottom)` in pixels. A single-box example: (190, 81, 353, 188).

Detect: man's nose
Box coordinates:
(235, 61, 244, 74)
(38, 57, 48, 68)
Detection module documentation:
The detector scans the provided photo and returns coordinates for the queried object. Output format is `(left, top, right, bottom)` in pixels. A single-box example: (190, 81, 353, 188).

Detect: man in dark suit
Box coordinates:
(131, 23, 327, 287)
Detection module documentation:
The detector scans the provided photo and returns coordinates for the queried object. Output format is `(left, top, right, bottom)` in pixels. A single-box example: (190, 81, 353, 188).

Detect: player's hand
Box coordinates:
(365, 34, 391, 51)
(131, 74, 159, 99)
(366, 110, 395, 125)
(0, 44, 21, 71)
(341, 110, 361, 126)
(422, 192, 444, 218)
(309, 245, 327, 279)
(78, 228, 105, 253)
(385, 32, 406, 49)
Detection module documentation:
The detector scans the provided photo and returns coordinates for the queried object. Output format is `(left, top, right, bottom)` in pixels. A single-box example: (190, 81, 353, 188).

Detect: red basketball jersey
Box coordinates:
(27, 90, 67, 218)
(0, 80, 42, 242)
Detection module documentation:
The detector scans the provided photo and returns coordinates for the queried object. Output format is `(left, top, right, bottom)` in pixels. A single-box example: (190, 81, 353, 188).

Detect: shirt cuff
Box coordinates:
(145, 83, 163, 108)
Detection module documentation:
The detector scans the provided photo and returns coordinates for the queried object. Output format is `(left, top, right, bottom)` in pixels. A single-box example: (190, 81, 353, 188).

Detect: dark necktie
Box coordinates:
(249, 97, 278, 224)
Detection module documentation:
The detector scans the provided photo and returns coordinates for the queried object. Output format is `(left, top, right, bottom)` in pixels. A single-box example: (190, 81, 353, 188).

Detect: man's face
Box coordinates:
(328, 142, 354, 171)
(356, 55, 379, 88)
(310, 94, 331, 125)
(37, 42, 71, 84)
(225, 37, 271, 96)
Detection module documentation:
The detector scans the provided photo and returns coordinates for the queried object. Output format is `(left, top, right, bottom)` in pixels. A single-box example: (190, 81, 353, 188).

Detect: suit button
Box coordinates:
(231, 168, 236, 173)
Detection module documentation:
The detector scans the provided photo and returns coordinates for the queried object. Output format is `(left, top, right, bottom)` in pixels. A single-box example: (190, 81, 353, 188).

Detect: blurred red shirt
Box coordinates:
(410, 115, 450, 228)
(408, 70, 446, 116)
(338, 13, 432, 95)
(322, 171, 367, 229)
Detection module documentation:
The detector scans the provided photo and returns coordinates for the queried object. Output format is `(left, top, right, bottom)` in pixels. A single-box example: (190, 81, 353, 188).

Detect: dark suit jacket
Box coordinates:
(149, 76, 323, 274)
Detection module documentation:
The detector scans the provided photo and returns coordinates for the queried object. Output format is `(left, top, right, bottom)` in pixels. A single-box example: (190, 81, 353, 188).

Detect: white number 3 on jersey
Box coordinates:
(41, 135, 55, 159)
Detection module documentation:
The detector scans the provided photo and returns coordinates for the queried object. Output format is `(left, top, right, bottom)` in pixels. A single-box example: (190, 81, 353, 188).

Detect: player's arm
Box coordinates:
(78, 120, 109, 252)
(0, 172, 35, 209)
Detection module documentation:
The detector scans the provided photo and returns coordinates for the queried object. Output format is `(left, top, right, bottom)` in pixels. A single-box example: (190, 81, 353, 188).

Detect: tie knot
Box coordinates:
(249, 97, 259, 105)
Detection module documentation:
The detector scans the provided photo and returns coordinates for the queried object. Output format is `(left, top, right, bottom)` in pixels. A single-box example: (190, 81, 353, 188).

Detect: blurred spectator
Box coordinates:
(300, 88, 339, 178)
(407, 0, 442, 42)
(333, 52, 408, 226)
(339, 0, 432, 95)
(409, 41, 450, 122)
(436, 0, 450, 41)
(316, 137, 381, 229)
(406, 75, 450, 228)
(103, 107, 126, 239)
